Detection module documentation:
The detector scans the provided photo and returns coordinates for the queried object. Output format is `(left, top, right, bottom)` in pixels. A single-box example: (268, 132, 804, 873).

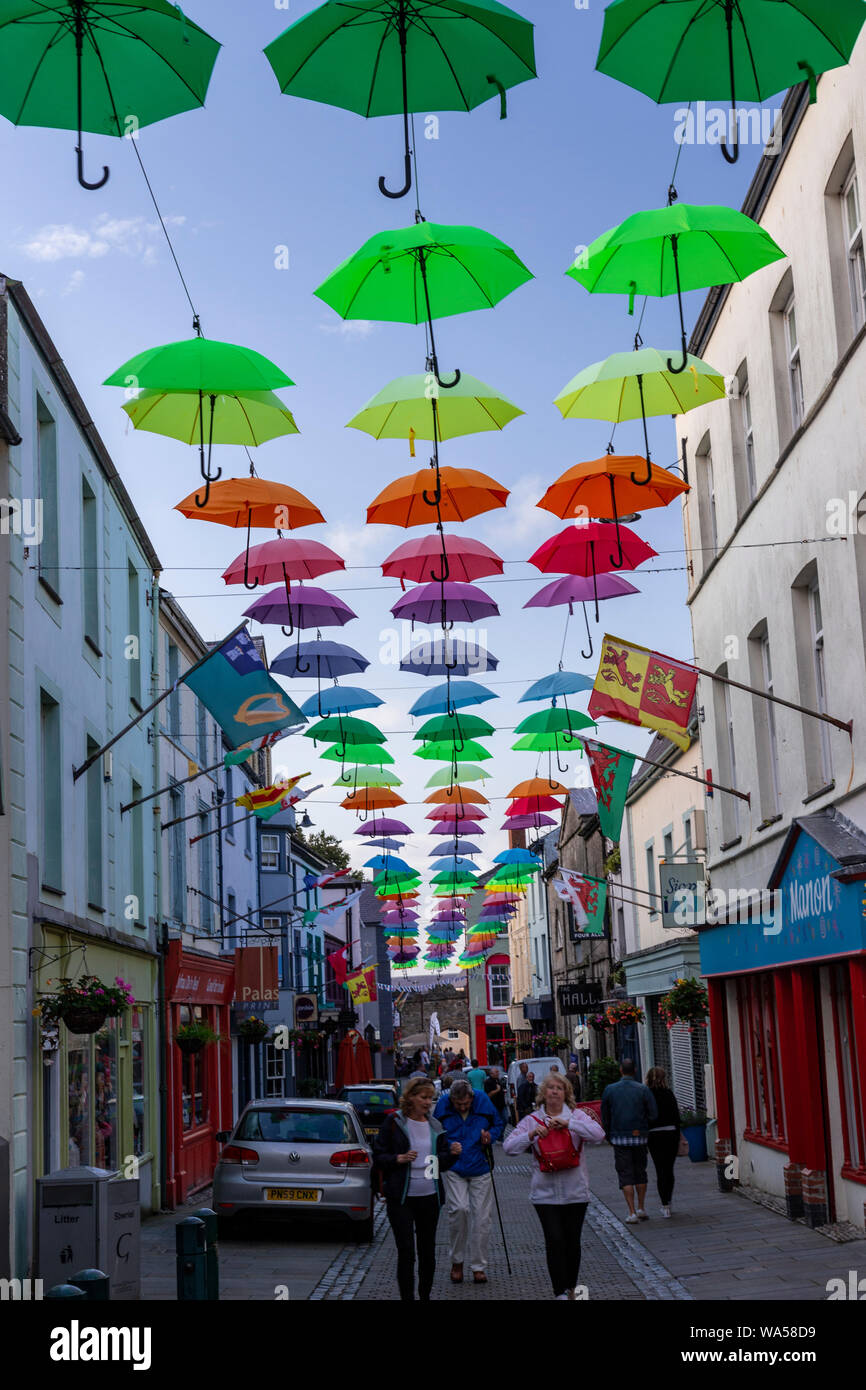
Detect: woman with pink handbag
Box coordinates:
(503, 1071, 606, 1300)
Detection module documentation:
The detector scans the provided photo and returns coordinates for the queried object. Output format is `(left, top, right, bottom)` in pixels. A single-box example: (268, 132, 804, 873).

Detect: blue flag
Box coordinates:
(183, 627, 305, 750)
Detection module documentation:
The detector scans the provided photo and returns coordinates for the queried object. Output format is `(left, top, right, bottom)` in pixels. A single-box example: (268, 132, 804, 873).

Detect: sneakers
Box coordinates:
(625, 1212, 640, 1223)
(660, 1206, 672, 1218)
(637, 1209, 649, 1221)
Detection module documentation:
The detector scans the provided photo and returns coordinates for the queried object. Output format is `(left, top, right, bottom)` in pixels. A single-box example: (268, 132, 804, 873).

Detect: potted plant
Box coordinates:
(36, 975, 134, 1034)
(658, 977, 709, 1032)
(175, 1020, 220, 1055)
(605, 1001, 645, 1027)
(587, 1012, 613, 1033)
(680, 1109, 710, 1162)
(237, 1015, 270, 1043)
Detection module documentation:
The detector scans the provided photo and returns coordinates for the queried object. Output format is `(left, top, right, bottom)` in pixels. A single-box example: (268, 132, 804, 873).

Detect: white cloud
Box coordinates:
(19, 213, 186, 264)
(62, 269, 85, 296)
(479, 471, 551, 548)
(319, 319, 376, 339)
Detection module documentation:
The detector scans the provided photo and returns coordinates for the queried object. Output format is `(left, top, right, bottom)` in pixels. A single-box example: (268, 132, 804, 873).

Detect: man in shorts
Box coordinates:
(601, 1058, 658, 1223)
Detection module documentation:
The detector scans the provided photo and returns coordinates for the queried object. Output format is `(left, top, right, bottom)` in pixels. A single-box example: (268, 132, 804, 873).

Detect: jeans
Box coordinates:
(648, 1131, 679, 1206)
(386, 1194, 441, 1301)
(534, 1202, 588, 1297)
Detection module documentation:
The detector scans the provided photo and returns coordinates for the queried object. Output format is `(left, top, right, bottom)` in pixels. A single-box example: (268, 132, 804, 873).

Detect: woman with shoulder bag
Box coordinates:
(503, 1071, 606, 1300)
(646, 1067, 682, 1217)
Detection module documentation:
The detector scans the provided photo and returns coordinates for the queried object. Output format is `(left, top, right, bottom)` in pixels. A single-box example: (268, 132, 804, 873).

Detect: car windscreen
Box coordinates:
(339, 1090, 395, 1108)
(236, 1109, 356, 1144)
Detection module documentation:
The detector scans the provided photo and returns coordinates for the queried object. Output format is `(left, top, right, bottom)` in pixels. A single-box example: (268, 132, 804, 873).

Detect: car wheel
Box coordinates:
(352, 1210, 375, 1243)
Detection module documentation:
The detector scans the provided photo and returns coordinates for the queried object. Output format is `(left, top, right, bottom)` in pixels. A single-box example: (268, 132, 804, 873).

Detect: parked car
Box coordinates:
(506, 1057, 566, 1117)
(338, 1084, 398, 1139)
(213, 1099, 375, 1241)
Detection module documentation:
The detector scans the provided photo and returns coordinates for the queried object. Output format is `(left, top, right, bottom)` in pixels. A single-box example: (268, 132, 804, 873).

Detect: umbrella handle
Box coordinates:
(580, 602, 593, 661)
(76, 143, 109, 191)
(720, 1, 740, 164)
(665, 235, 689, 374)
(607, 476, 624, 569)
(379, 150, 412, 200)
(378, 7, 412, 199)
(73, 6, 109, 190)
(429, 553, 450, 583)
(435, 367, 462, 391)
(242, 510, 260, 589)
(487, 74, 507, 119)
(630, 378, 653, 487)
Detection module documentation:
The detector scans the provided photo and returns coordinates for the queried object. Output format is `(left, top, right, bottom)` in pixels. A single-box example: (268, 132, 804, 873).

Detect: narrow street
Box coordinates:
(139, 1144, 866, 1302)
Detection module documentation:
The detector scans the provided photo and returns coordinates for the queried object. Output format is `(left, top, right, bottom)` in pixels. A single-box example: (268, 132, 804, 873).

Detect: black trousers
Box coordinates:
(534, 1201, 588, 1298)
(648, 1131, 679, 1205)
(386, 1194, 441, 1301)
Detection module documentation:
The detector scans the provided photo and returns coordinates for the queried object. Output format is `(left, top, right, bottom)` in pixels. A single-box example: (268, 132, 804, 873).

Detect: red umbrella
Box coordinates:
(335, 1029, 375, 1089)
(382, 534, 503, 587)
(426, 804, 489, 820)
(528, 522, 656, 622)
(505, 795, 563, 815)
(223, 536, 344, 597)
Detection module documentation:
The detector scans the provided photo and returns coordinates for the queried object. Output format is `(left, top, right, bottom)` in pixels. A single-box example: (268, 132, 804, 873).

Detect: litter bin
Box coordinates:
(36, 1167, 140, 1300)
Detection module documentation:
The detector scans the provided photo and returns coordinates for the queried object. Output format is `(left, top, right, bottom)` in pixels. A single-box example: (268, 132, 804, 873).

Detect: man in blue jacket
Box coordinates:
(434, 1077, 504, 1285)
(601, 1058, 658, 1223)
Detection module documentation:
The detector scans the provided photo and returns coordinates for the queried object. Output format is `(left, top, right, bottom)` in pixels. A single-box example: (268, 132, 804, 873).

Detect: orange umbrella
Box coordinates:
(175, 476, 324, 529)
(425, 786, 489, 805)
(536, 454, 688, 569)
(367, 464, 508, 527)
(507, 776, 569, 799)
(340, 787, 406, 811)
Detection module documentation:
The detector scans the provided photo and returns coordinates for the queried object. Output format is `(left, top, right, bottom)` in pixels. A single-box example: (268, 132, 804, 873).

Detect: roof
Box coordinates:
(529, 828, 560, 870)
(768, 807, 866, 888)
(568, 787, 598, 818)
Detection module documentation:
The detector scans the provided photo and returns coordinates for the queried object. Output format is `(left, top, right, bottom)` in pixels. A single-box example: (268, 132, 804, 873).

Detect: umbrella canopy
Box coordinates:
(525, 573, 639, 611)
(175, 477, 323, 529)
(429, 857, 479, 874)
(334, 769, 401, 788)
(368, 465, 509, 527)
(364, 855, 414, 874)
(350, 371, 523, 441)
(500, 813, 556, 830)
(244, 584, 356, 631)
(514, 707, 595, 738)
(392, 580, 499, 625)
(520, 672, 595, 702)
(0, 0, 219, 189)
(416, 714, 495, 744)
(554, 347, 725, 424)
(401, 637, 499, 676)
(494, 848, 542, 865)
(537, 455, 688, 523)
(426, 841, 482, 856)
(106, 337, 292, 393)
(415, 739, 492, 763)
(429, 818, 486, 836)
(342, 788, 406, 812)
(223, 537, 344, 593)
(508, 777, 568, 798)
(383, 534, 503, 585)
(277, 639, 369, 679)
(426, 787, 489, 805)
(409, 680, 497, 717)
(124, 388, 297, 445)
(304, 716, 386, 746)
(425, 765, 490, 787)
(426, 804, 489, 820)
(365, 837, 406, 850)
(300, 686, 383, 717)
(506, 795, 563, 814)
(320, 743, 395, 767)
(355, 817, 413, 838)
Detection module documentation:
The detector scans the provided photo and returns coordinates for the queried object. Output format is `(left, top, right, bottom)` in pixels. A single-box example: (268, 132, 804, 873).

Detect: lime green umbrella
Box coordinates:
(554, 345, 725, 485)
(264, 0, 535, 200)
(596, 0, 866, 164)
(332, 770, 402, 788)
(0, 0, 220, 189)
(415, 714, 495, 742)
(347, 371, 523, 441)
(123, 389, 298, 446)
(567, 201, 786, 373)
(315, 220, 532, 390)
(320, 744, 395, 766)
(106, 336, 293, 506)
(415, 739, 492, 763)
(304, 717, 386, 746)
(425, 763, 490, 787)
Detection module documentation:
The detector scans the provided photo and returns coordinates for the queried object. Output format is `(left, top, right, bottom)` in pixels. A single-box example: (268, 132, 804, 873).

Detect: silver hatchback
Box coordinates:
(213, 1098, 375, 1241)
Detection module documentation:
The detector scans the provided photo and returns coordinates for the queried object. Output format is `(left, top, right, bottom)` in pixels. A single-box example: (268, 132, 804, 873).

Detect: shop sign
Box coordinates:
(659, 860, 706, 929)
(558, 981, 602, 1014)
(294, 993, 319, 1025)
(234, 946, 279, 1004)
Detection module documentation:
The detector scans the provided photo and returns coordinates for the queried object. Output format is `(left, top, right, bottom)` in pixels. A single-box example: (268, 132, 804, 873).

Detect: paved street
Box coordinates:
(139, 1140, 866, 1301)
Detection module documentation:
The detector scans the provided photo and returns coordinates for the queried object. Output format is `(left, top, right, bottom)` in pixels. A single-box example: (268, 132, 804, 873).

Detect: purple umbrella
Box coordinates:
(524, 572, 639, 661)
(381, 909, 420, 922)
(244, 583, 358, 673)
(479, 904, 517, 919)
(500, 813, 557, 831)
(391, 580, 499, 627)
(429, 819, 486, 836)
(355, 817, 413, 837)
(365, 837, 405, 851)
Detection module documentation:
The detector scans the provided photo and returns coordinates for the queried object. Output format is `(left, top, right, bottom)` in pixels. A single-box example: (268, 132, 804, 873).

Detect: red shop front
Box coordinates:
(164, 940, 235, 1208)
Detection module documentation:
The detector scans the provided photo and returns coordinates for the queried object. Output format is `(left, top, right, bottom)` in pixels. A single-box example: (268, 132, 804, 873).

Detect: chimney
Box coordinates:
(507, 827, 526, 849)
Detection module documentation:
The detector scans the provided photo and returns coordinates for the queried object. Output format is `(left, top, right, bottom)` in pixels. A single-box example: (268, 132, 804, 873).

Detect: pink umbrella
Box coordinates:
(426, 805, 489, 821)
(355, 817, 413, 838)
(527, 523, 656, 627)
(429, 819, 486, 836)
(382, 535, 503, 587)
(223, 537, 345, 597)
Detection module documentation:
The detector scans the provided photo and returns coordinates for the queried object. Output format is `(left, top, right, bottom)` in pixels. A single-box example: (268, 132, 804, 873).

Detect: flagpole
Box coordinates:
(72, 620, 249, 782)
(121, 756, 227, 815)
(582, 735, 749, 805)
(189, 810, 256, 845)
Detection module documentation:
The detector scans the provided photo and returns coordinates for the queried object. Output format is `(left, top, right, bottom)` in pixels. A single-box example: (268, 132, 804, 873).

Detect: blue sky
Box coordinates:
(1, 1, 771, 941)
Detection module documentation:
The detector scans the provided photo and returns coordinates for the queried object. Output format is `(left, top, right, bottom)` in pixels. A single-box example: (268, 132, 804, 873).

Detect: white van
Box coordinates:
(506, 1057, 566, 1117)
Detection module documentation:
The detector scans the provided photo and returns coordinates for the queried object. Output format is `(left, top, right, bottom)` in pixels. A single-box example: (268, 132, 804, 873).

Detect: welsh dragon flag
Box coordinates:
(584, 740, 635, 845)
(588, 634, 697, 751)
(553, 868, 607, 937)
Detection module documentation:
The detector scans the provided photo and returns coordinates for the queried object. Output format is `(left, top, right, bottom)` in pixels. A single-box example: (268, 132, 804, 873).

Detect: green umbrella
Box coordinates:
(105, 336, 293, 506)
(415, 739, 492, 763)
(567, 200, 786, 373)
(304, 716, 386, 746)
(264, 0, 535, 200)
(596, 0, 866, 164)
(315, 220, 532, 390)
(425, 763, 490, 787)
(347, 371, 523, 441)
(320, 743, 395, 766)
(514, 707, 596, 738)
(122, 389, 298, 446)
(332, 770, 401, 788)
(554, 344, 725, 485)
(0, 0, 220, 189)
(415, 713, 495, 742)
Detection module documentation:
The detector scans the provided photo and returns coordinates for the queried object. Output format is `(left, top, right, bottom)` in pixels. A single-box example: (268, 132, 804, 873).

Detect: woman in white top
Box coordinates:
(503, 1071, 606, 1299)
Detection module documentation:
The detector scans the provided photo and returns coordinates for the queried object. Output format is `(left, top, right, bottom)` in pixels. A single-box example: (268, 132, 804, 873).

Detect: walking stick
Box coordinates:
(485, 1145, 512, 1275)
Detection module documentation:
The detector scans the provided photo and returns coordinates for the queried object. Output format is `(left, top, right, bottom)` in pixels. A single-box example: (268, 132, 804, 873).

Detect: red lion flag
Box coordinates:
(588, 634, 697, 751)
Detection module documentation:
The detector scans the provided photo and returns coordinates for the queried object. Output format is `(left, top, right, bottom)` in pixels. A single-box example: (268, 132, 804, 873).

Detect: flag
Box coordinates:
(187, 759, 199, 779)
(327, 944, 350, 986)
(554, 869, 606, 937)
(224, 730, 286, 768)
(256, 782, 322, 820)
(316, 889, 364, 924)
(183, 626, 305, 750)
(235, 774, 308, 814)
(584, 740, 635, 844)
(304, 867, 351, 891)
(346, 964, 377, 1005)
(588, 634, 697, 752)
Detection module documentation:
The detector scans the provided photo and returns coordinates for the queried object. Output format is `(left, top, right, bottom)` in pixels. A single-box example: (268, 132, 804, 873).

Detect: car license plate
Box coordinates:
(364, 1126, 378, 1137)
(265, 1187, 321, 1203)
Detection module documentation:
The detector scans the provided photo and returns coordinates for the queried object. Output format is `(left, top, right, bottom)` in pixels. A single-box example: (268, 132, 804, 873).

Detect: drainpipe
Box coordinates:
(157, 919, 168, 1209)
(150, 571, 164, 1209)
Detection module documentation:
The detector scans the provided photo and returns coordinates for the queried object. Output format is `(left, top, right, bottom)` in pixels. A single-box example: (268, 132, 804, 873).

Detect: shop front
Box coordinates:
(33, 927, 159, 1211)
(701, 811, 866, 1229)
(164, 940, 234, 1208)
(625, 936, 708, 1112)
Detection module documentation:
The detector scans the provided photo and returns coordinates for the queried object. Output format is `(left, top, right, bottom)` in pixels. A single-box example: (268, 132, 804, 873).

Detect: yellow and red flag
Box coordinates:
(588, 635, 697, 751)
(346, 965, 378, 1006)
(234, 773, 308, 814)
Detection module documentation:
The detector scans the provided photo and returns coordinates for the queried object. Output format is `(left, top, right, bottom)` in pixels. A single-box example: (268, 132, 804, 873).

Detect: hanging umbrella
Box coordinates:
(124, 388, 297, 446)
(0, 0, 220, 189)
(304, 716, 386, 746)
(301, 686, 383, 718)
(355, 817, 413, 838)
(537, 454, 689, 562)
(508, 777, 568, 798)
(429, 818, 487, 836)
(567, 202, 785, 369)
(401, 638, 499, 676)
(426, 841, 482, 856)
(494, 848, 542, 865)
(343, 788, 406, 812)
(429, 857, 479, 875)
(425, 767, 490, 789)
(223, 536, 344, 601)
(520, 672, 595, 702)
(176, 488, 324, 587)
(426, 804, 489, 819)
(416, 713, 495, 743)
(505, 795, 563, 815)
(244, 586, 356, 678)
(383, 534, 504, 587)
(525, 574, 641, 659)
(365, 837, 406, 850)
(364, 854, 414, 874)
(368, 465, 509, 526)
(426, 786, 489, 805)
(528, 523, 656, 626)
(392, 580, 499, 626)
(415, 739, 492, 763)
(501, 813, 556, 831)
(595, 0, 866, 164)
(514, 707, 596, 740)
(350, 371, 523, 443)
(409, 681, 497, 718)
(264, 0, 536, 200)
(332, 769, 401, 789)
(277, 639, 369, 683)
(320, 744, 395, 767)
(315, 220, 532, 389)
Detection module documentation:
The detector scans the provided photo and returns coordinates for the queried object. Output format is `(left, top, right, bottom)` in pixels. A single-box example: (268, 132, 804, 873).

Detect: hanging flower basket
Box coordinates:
(237, 1015, 271, 1043)
(658, 977, 709, 1032)
(35, 975, 134, 1035)
(587, 1012, 614, 1033)
(605, 1001, 645, 1027)
(175, 1021, 220, 1055)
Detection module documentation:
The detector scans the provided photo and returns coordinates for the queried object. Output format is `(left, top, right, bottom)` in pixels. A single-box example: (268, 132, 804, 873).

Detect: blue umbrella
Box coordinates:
(364, 854, 414, 874)
(493, 848, 543, 866)
(519, 671, 595, 702)
(409, 680, 498, 717)
(272, 639, 369, 679)
(428, 856, 479, 874)
(401, 638, 499, 677)
(426, 841, 482, 856)
(365, 837, 405, 851)
(301, 685, 384, 717)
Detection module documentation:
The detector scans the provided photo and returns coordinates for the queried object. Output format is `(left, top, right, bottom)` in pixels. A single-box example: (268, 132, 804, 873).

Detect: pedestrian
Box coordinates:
(600, 1057, 658, 1223)
(448, 1049, 465, 1072)
(503, 1072, 606, 1300)
(465, 1057, 487, 1090)
(443, 1046, 454, 1066)
(434, 1077, 504, 1285)
(567, 1062, 582, 1101)
(420, 1045, 430, 1069)
(516, 1069, 537, 1120)
(373, 1077, 462, 1302)
(483, 1065, 508, 1135)
(645, 1066, 681, 1218)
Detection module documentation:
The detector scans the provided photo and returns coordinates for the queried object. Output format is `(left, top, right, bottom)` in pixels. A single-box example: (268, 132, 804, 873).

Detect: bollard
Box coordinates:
(70, 1268, 110, 1301)
(45, 1283, 86, 1300)
(191, 1208, 219, 1301)
(175, 1216, 207, 1301)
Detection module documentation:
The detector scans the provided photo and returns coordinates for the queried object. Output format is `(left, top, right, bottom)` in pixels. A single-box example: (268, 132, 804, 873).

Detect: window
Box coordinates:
(792, 563, 833, 794)
(169, 783, 185, 922)
(831, 964, 865, 1176)
(784, 295, 804, 431)
(736, 976, 786, 1144)
(82, 477, 99, 650)
(488, 959, 511, 1009)
(748, 624, 781, 820)
(129, 1007, 149, 1158)
(67, 1018, 120, 1168)
(167, 640, 180, 737)
(683, 812, 694, 859)
(809, 580, 832, 785)
(37, 395, 59, 597)
(179, 1006, 210, 1130)
(262, 917, 283, 984)
(196, 701, 208, 766)
(244, 797, 252, 856)
(740, 372, 757, 502)
(130, 778, 144, 927)
(695, 433, 717, 565)
(198, 810, 213, 932)
(264, 1043, 286, 1100)
(645, 842, 657, 916)
(127, 561, 141, 706)
(843, 165, 866, 331)
(40, 690, 62, 891)
(293, 929, 303, 990)
(224, 766, 234, 841)
(261, 833, 279, 870)
(662, 828, 674, 863)
(86, 735, 103, 909)
(227, 892, 236, 938)
(712, 665, 740, 843)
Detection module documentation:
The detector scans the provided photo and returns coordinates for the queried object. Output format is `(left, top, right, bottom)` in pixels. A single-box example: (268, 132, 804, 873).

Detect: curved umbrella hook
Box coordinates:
(242, 507, 259, 589)
(293, 624, 310, 674)
(666, 235, 689, 374)
(720, 2, 740, 165)
(554, 745, 569, 776)
(580, 601, 594, 661)
(429, 550, 450, 583)
(629, 377, 653, 487)
(435, 366, 462, 391)
(607, 475, 624, 569)
(74, 9, 109, 190)
(444, 637, 459, 672)
(194, 394, 221, 508)
(378, 8, 413, 199)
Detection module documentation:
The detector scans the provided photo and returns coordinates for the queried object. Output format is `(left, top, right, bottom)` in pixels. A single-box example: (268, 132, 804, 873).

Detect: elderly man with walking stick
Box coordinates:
(434, 1077, 504, 1286)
